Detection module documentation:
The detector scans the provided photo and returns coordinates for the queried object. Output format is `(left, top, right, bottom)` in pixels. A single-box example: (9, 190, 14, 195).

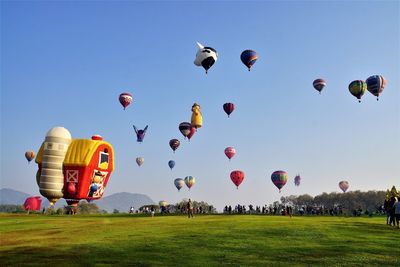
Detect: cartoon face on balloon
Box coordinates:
(194, 42, 218, 74)
(133, 125, 148, 142)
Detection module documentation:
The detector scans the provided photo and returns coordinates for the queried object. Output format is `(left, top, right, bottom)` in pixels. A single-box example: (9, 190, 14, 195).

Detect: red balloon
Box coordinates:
(119, 92, 133, 110)
(23, 196, 42, 211)
(223, 103, 235, 117)
(224, 147, 236, 160)
(187, 127, 196, 141)
(68, 182, 77, 194)
(230, 170, 244, 189)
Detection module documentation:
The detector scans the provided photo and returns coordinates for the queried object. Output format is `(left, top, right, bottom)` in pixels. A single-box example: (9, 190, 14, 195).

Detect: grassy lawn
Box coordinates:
(0, 214, 398, 266)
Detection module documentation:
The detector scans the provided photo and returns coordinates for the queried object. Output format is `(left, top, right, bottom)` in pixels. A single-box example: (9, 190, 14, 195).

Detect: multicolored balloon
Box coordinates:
(366, 75, 386, 101)
(349, 80, 367, 103)
(136, 157, 144, 167)
(169, 139, 180, 153)
(223, 103, 235, 118)
(271, 170, 288, 192)
(313, 79, 326, 94)
(230, 170, 244, 189)
(133, 125, 148, 142)
(119, 92, 133, 110)
(224, 147, 236, 161)
(25, 150, 35, 163)
(339, 181, 349, 193)
(240, 50, 258, 71)
(179, 122, 192, 139)
(168, 160, 175, 170)
(294, 174, 301, 186)
(174, 178, 185, 192)
(184, 176, 195, 190)
(194, 42, 218, 74)
(187, 127, 196, 141)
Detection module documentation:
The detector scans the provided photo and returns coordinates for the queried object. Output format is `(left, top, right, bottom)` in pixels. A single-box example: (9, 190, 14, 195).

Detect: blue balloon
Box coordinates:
(168, 160, 175, 170)
(240, 50, 258, 71)
(90, 184, 98, 192)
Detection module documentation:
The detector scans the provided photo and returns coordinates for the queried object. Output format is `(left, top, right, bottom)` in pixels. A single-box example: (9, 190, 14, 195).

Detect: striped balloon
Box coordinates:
(240, 50, 258, 71)
(313, 79, 326, 94)
(223, 103, 235, 117)
(339, 181, 349, 193)
(184, 176, 195, 190)
(349, 80, 367, 103)
(366, 75, 386, 101)
(271, 170, 288, 192)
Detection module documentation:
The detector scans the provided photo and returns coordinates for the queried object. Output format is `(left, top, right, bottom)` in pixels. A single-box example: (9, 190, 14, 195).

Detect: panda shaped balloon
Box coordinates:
(194, 42, 218, 74)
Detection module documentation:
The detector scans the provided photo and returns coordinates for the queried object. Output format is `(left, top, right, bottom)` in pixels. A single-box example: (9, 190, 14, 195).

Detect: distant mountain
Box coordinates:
(95, 192, 155, 213)
(0, 188, 30, 205)
(0, 188, 155, 213)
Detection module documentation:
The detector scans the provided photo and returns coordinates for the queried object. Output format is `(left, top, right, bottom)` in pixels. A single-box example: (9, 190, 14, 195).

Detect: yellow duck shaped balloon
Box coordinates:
(191, 103, 202, 129)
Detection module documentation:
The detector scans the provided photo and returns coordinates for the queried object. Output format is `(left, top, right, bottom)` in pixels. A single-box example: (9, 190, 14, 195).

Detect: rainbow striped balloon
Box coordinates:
(271, 170, 288, 192)
(184, 176, 196, 190)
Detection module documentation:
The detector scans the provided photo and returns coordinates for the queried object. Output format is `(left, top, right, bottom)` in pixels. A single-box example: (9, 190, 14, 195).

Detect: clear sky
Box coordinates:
(1, 1, 399, 210)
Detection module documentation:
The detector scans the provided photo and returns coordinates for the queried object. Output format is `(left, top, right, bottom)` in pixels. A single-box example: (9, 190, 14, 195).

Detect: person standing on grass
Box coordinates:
(187, 199, 194, 218)
(393, 198, 400, 229)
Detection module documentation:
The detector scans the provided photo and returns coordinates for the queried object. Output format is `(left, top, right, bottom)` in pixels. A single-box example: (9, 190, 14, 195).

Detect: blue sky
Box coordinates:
(1, 1, 399, 210)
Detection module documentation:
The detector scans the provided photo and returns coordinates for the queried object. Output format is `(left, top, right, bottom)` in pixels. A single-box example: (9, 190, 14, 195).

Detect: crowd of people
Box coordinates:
(385, 197, 400, 228)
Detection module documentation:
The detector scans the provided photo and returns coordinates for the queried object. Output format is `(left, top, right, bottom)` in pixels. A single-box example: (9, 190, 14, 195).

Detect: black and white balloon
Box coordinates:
(194, 42, 218, 74)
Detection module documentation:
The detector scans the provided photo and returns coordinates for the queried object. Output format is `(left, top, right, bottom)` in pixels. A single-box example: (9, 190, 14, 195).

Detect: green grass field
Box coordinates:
(0, 214, 398, 266)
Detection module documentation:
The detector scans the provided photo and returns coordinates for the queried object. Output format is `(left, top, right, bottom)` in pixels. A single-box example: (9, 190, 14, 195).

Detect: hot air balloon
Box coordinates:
(313, 79, 326, 94)
(23, 196, 42, 211)
(366, 75, 386, 100)
(25, 150, 35, 163)
(194, 42, 218, 74)
(119, 92, 133, 110)
(133, 125, 148, 142)
(339, 181, 349, 193)
(184, 176, 195, 190)
(230, 170, 244, 189)
(224, 147, 236, 161)
(223, 103, 235, 118)
(349, 80, 366, 103)
(168, 160, 175, 170)
(136, 157, 144, 167)
(191, 103, 202, 129)
(174, 178, 185, 191)
(294, 174, 301, 186)
(169, 139, 180, 153)
(179, 122, 192, 139)
(159, 200, 168, 207)
(271, 170, 288, 193)
(187, 127, 196, 141)
(240, 50, 258, 71)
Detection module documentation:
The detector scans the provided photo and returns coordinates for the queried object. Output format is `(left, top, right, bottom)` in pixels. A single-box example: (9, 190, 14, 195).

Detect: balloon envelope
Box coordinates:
(230, 170, 244, 189)
(174, 178, 185, 191)
(187, 127, 196, 141)
(169, 139, 180, 152)
(25, 150, 35, 163)
(271, 170, 288, 192)
(294, 175, 301, 186)
(339, 181, 349, 193)
(184, 176, 195, 190)
(223, 103, 235, 117)
(168, 160, 175, 170)
(119, 92, 133, 110)
(366, 75, 386, 100)
(224, 147, 236, 160)
(179, 122, 192, 138)
(349, 80, 367, 102)
(240, 50, 258, 71)
(159, 201, 168, 207)
(313, 79, 326, 93)
(136, 157, 144, 167)
(23, 196, 42, 211)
